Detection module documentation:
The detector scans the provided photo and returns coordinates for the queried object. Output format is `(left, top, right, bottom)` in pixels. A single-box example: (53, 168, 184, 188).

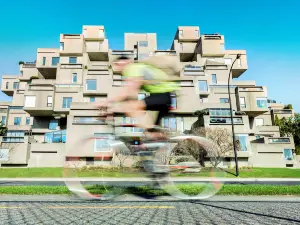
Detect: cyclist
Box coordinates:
(98, 55, 181, 139)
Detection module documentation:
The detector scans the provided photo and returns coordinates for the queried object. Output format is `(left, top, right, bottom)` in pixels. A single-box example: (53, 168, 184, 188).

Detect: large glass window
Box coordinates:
(62, 97, 72, 108)
(209, 109, 231, 117)
(94, 134, 111, 152)
(171, 94, 177, 109)
(163, 117, 177, 132)
(235, 134, 248, 152)
(52, 57, 59, 66)
(210, 117, 243, 124)
(24, 96, 36, 107)
(60, 42, 64, 51)
(73, 117, 105, 124)
(14, 117, 21, 125)
(49, 120, 58, 130)
(47, 96, 53, 107)
(44, 130, 66, 143)
(26, 117, 31, 125)
(284, 149, 293, 160)
(90, 97, 95, 102)
(42, 57, 46, 66)
(198, 80, 208, 91)
(256, 97, 268, 108)
(86, 79, 97, 91)
(5, 82, 9, 89)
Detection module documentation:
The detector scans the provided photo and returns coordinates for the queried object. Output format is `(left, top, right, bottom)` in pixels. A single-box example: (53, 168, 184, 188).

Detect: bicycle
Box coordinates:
(63, 113, 226, 200)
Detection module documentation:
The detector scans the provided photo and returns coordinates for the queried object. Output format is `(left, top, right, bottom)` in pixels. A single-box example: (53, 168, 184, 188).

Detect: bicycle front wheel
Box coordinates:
(153, 135, 226, 200)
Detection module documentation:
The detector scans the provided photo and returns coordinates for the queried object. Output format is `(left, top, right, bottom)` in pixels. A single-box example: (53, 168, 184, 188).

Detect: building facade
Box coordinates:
(0, 25, 298, 168)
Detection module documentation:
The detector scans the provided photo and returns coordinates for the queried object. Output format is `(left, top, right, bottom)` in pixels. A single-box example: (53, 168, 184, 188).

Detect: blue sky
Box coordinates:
(0, 0, 299, 112)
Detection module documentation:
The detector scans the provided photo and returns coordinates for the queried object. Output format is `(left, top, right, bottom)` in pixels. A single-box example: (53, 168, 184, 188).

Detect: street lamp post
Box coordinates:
(227, 54, 241, 177)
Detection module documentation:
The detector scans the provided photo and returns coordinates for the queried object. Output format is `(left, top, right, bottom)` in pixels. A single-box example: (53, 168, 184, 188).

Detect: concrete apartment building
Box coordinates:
(0, 25, 298, 168)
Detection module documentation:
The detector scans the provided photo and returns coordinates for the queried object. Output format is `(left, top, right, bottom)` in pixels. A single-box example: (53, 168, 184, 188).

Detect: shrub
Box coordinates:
(19, 61, 24, 65)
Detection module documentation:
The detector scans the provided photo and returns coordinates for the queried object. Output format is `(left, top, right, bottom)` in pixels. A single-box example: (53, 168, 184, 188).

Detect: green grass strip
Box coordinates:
(1, 184, 300, 196)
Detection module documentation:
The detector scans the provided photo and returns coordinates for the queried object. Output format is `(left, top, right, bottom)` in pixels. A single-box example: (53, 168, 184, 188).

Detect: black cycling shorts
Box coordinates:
(143, 92, 172, 126)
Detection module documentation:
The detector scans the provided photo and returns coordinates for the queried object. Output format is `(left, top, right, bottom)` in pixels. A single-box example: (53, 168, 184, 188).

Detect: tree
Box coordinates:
(172, 127, 240, 167)
(275, 114, 300, 155)
(284, 104, 293, 110)
(0, 122, 7, 136)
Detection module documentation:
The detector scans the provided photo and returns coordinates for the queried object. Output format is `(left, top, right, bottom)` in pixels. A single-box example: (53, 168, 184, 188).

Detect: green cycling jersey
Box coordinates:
(122, 63, 180, 94)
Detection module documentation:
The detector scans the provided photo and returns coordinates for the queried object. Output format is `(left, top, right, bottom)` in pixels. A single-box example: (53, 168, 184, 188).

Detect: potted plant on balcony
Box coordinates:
(235, 111, 246, 115)
(18, 61, 24, 65)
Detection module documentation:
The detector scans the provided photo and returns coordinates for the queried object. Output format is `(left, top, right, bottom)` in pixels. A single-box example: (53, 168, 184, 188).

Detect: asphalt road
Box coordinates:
(1, 197, 300, 225)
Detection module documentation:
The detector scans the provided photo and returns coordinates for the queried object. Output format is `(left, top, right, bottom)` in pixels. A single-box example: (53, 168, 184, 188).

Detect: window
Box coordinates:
(1, 116, 6, 125)
(179, 30, 183, 38)
(86, 79, 97, 91)
(163, 117, 177, 132)
(198, 80, 208, 92)
(209, 109, 231, 117)
(235, 134, 248, 152)
(195, 29, 199, 37)
(256, 98, 268, 108)
(72, 73, 77, 83)
(26, 117, 30, 125)
(13, 82, 19, 89)
(47, 96, 53, 107)
(24, 96, 36, 107)
(0, 149, 9, 161)
(5, 82, 9, 89)
(62, 97, 72, 108)
(138, 93, 146, 100)
(73, 117, 105, 124)
(69, 57, 77, 64)
(171, 94, 177, 109)
(42, 57, 46, 66)
(284, 149, 293, 160)
(49, 120, 58, 130)
(60, 42, 64, 51)
(224, 58, 232, 65)
(269, 138, 290, 143)
(255, 118, 264, 126)
(220, 98, 229, 103)
(14, 117, 21, 125)
(90, 97, 95, 102)
(211, 74, 217, 84)
(139, 41, 148, 47)
(44, 130, 66, 143)
(240, 97, 246, 108)
(210, 117, 243, 124)
(94, 134, 111, 152)
(3, 131, 24, 143)
(52, 57, 59, 66)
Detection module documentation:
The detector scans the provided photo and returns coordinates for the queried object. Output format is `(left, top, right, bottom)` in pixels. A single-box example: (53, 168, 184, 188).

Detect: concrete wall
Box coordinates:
(27, 143, 65, 167)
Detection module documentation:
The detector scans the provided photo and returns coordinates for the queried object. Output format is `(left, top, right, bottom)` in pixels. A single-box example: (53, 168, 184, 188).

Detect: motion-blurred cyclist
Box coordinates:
(98, 55, 181, 139)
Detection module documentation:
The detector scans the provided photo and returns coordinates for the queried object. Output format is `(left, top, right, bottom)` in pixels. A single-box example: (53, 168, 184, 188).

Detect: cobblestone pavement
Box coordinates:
(1, 199, 300, 225)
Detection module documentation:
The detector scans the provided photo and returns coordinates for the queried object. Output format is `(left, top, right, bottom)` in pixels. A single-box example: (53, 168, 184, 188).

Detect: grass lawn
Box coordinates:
(1, 167, 300, 178)
(1, 184, 300, 196)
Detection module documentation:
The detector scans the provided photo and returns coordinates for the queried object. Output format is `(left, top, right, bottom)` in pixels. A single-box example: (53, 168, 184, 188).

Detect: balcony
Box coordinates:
(236, 86, 269, 116)
(154, 50, 177, 56)
(177, 26, 200, 42)
(226, 50, 248, 78)
(60, 63, 83, 69)
(85, 39, 109, 61)
(252, 125, 280, 136)
(1, 75, 19, 96)
(171, 41, 197, 62)
(204, 58, 228, 70)
(36, 48, 59, 78)
(7, 125, 31, 131)
(21, 62, 36, 68)
(88, 61, 109, 71)
(60, 34, 84, 56)
(55, 84, 82, 93)
(200, 34, 225, 57)
(183, 65, 205, 76)
(82, 25, 105, 41)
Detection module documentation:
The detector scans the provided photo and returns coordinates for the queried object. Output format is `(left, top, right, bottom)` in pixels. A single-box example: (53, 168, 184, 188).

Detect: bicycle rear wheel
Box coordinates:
(153, 135, 226, 200)
(63, 134, 135, 200)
